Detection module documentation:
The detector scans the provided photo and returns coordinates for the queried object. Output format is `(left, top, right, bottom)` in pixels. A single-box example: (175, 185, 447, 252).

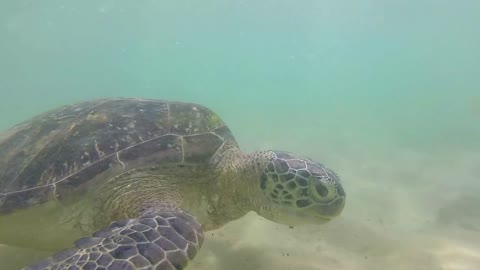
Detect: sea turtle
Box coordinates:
(0, 98, 346, 270)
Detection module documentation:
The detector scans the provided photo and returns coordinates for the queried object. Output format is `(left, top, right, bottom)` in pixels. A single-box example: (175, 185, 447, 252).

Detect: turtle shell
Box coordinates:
(0, 98, 237, 214)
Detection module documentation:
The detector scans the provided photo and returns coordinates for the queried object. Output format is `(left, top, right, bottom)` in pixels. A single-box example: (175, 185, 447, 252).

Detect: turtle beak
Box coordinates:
(314, 196, 346, 217)
(264, 195, 346, 226)
(298, 196, 346, 224)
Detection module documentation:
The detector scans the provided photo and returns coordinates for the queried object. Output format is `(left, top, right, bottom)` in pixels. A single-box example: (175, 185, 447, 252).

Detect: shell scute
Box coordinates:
(0, 98, 237, 213)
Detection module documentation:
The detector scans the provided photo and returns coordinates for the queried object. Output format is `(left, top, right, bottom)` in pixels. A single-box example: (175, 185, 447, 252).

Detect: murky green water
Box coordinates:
(1, 1, 480, 269)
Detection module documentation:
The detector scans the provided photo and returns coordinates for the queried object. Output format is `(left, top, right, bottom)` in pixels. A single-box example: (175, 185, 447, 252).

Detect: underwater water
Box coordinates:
(1, 0, 480, 269)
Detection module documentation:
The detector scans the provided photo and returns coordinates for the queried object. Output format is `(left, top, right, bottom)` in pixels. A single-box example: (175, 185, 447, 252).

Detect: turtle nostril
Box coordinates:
(315, 182, 329, 197)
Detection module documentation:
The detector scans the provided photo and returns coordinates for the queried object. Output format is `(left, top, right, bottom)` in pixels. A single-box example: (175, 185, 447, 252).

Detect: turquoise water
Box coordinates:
(1, 1, 480, 269)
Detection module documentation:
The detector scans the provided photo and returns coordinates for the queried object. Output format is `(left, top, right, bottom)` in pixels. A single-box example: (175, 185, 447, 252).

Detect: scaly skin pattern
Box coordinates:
(24, 211, 203, 270)
(22, 148, 346, 270)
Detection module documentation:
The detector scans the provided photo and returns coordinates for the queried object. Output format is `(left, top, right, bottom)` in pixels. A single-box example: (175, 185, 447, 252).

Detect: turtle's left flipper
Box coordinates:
(24, 211, 203, 270)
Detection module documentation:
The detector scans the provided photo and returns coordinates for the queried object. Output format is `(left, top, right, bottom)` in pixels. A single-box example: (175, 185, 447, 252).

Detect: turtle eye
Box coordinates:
(309, 177, 336, 203)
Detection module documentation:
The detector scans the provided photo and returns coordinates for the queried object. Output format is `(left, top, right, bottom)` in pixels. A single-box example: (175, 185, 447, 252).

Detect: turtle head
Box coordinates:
(257, 150, 346, 226)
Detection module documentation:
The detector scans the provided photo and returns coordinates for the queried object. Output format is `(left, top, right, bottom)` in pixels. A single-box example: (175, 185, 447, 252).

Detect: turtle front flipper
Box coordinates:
(24, 211, 203, 270)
